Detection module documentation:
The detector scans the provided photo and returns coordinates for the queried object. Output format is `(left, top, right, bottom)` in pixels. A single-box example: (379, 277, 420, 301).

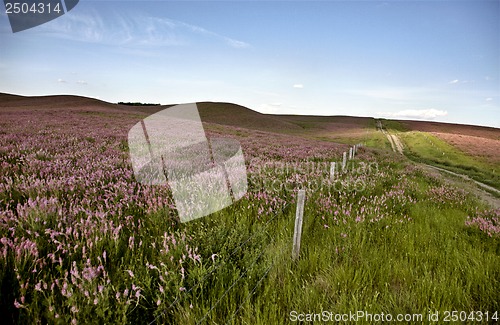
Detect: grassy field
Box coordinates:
(360, 129, 391, 150)
(398, 131, 499, 191)
(1, 95, 499, 324)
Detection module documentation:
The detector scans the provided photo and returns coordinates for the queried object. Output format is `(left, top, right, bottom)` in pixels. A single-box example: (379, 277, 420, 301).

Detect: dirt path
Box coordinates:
(383, 130, 396, 152)
(390, 134, 404, 154)
(420, 163, 500, 209)
(424, 164, 500, 195)
(376, 120, 499, 209)
(376, 121, 403, 154)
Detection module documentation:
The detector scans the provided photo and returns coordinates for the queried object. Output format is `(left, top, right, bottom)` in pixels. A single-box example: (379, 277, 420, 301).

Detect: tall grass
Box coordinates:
(400, 131, 499, 190)
(1, 108, 498, 324)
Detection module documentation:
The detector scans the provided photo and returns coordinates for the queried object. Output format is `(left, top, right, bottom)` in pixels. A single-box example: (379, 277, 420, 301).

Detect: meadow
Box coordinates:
(398, 131, 499, 192)
(0, 97, 499, 324)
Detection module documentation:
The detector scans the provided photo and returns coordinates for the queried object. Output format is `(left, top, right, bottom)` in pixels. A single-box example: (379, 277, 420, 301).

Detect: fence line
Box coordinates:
(151, 145, 366, 324)
(201, 188, 306, 323)
(196, 248, 268, 324)
(221, 208, 295, 324)
(223, 223, 294, 325)
(330, 162, 336, 180)
(197, 205, 294, 324)
(224, 263, 273, 325)
(216, 143, 367, 322)
(292, 189, 306, 261)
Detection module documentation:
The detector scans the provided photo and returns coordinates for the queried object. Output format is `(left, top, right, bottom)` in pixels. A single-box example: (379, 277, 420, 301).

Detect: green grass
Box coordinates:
(399, 131, 499, 190)
(2, 113, 499, 324)
(378, 119, 408, 132)
(3, 98, 499, 323)
(323, 120, 390, 148)
(153, 158, 499, 324)
(5, 155, 499, 324)
(363, 130, 391, 150)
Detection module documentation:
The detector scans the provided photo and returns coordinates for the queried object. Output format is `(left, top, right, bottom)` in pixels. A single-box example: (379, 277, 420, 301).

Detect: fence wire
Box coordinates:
(148, 202, 291, 325)
(199, 218, 291, 324)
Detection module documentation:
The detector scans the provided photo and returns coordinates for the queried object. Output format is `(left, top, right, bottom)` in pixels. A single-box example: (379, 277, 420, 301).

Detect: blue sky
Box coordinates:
(0, 0, 499, 127)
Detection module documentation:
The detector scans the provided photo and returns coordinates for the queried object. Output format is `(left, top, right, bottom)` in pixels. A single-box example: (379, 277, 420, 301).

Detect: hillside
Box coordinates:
(1, 92, 499, 323)
(2, 92, 498, 191)
(0, 93, 116, 110)
(398, 119, 500, 140)
(4, 93, 498, 140)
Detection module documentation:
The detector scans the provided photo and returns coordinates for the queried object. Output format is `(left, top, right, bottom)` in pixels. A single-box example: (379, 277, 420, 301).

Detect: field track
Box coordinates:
(382, 128, 500, 209)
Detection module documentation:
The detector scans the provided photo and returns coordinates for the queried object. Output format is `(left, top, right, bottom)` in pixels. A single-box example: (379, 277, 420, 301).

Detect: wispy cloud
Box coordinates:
(57, 78, 67, 83)
(175, 19, 250, 48)
(36, 11, 249, 49)
(293, 84, 304, 89)
(449, 79, 473, 84)
(378, 109, 448, 120)
(259, 103, 283, 114)
(76, 80, 88, 85)
(225, 39, 250, 49)
(485, 97, 493, 101)
(347, 86, 434, 101)
(258, 103, 303, 114)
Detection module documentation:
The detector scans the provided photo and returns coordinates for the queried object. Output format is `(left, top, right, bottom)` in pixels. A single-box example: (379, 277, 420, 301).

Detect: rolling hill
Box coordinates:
(1, 92, 499, 323)
(4, 92, 498, 140)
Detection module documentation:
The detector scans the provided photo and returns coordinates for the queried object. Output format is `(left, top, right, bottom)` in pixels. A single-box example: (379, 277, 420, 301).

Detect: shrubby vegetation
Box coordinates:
(118, 102, 161, 107)
(0, 107, 498, 324)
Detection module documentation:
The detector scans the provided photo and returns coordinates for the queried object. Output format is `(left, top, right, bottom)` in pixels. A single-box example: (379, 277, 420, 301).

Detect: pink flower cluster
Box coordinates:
(465, 209, 500, 237)
(0, 106, 204, 320)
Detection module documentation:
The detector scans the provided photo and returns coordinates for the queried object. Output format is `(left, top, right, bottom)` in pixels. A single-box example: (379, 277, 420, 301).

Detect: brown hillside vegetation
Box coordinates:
(197, 102, 304, 133)
(279, 115, 373, 138)
(399, 120, 500, 141)
(431, 132, 500, 164)
(2, 93, 499, 154)
(198, 103, 373, 138)
(0, 94, 372, 138)
(0, 93, 116, 111)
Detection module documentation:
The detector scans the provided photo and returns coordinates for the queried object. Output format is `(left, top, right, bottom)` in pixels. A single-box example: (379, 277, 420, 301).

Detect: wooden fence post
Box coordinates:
(342, 152, 347, 171)
(292, 190, 306, 261)
(330, 162, 336, 180)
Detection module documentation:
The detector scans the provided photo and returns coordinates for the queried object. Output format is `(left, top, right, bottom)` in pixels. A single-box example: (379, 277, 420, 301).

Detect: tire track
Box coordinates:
(375, 119, 499, 208)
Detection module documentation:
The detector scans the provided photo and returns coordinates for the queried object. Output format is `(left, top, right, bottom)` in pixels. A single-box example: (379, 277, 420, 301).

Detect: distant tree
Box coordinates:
(118, 102, 161, 106)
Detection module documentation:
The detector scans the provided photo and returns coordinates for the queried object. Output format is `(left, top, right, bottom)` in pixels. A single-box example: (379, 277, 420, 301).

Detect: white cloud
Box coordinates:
(259, 103, 283, 114)
(293, 84, 304, 89)
(485, 97, 493, 101)
(448, 79, 473, 84)
(378, 109, 448, 120)
(225, 39, 250, 49)
(57, 78, 67, 83)
(37, 11, 249, 49)
(346, 86, 435, 101)
(76, 80, 88, 85)
(178, 20, 250, 48)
